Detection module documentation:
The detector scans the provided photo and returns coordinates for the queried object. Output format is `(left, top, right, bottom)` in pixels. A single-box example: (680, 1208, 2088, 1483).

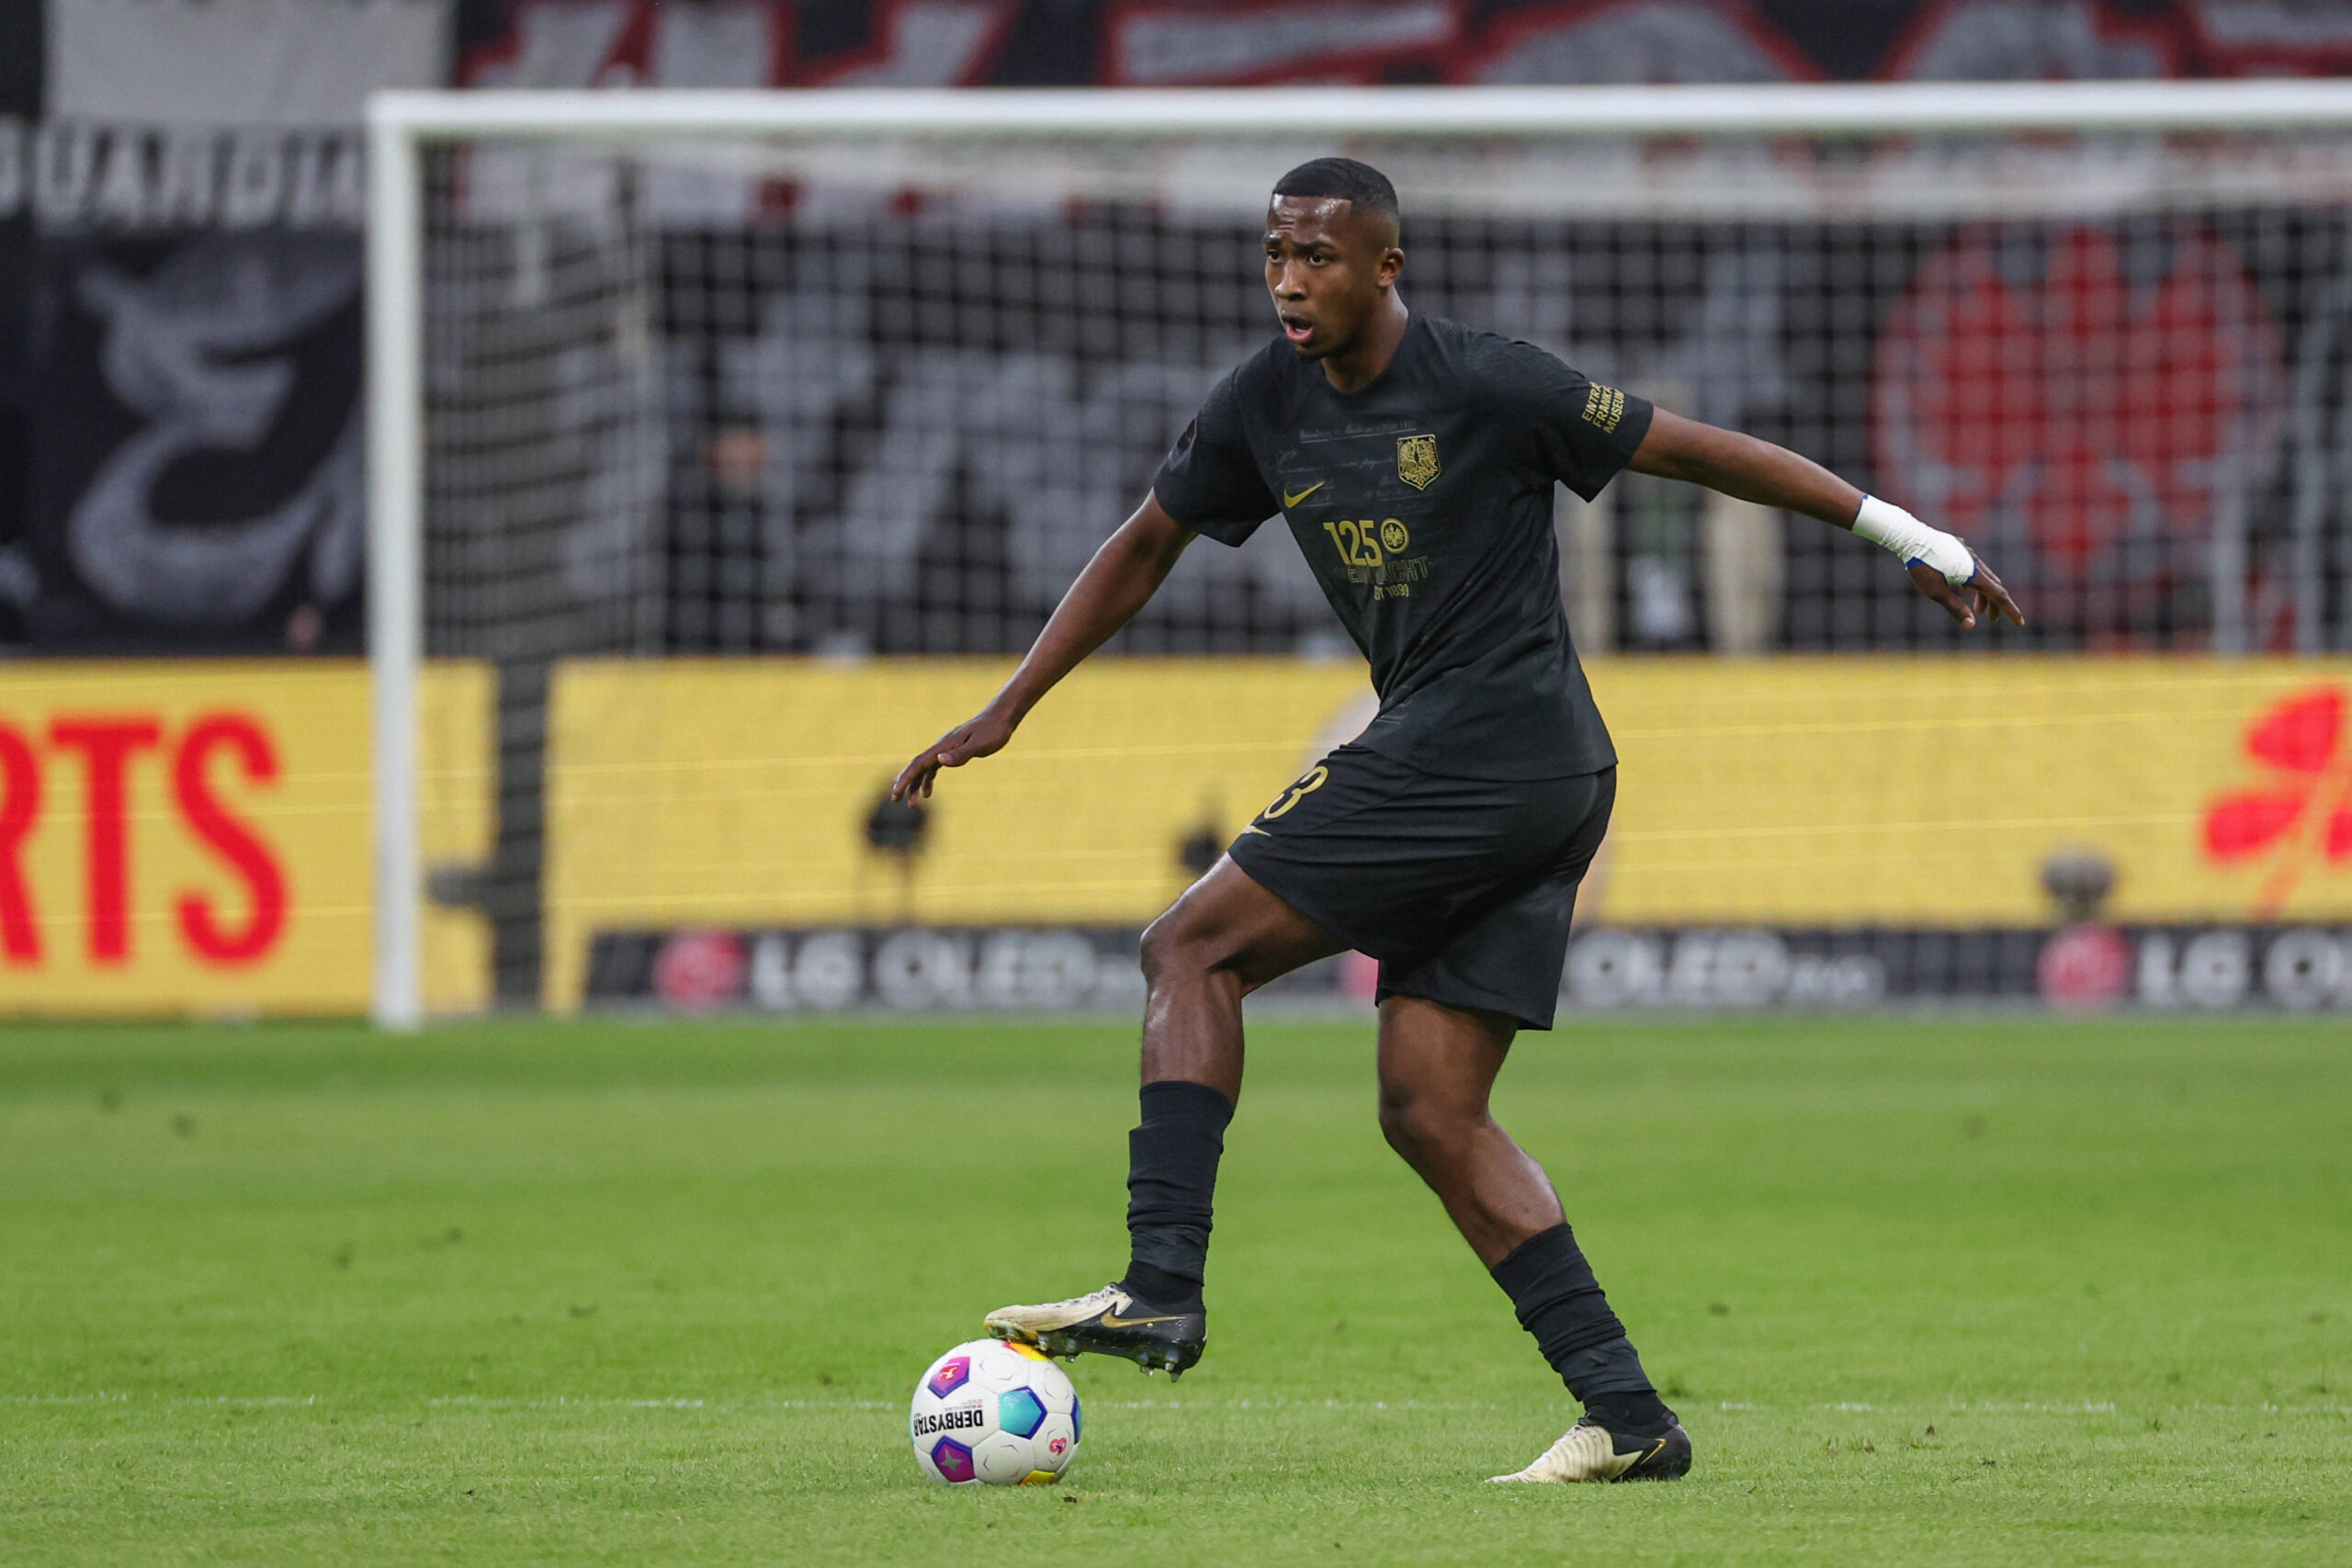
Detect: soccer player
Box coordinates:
(891, 158, 2022, 1484)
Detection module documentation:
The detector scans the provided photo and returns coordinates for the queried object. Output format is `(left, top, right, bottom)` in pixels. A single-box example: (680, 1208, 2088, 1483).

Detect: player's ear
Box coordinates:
(1377, 246, 1405, 288)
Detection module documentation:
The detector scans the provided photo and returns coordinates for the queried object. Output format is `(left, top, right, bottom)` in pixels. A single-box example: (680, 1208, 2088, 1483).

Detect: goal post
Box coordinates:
(367, 81, 2352, 1027)
(368, 104, 425, 1030)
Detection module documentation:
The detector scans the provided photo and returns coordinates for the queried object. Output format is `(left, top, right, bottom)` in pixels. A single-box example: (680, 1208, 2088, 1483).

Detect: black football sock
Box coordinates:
(1584, 1385, 1674, 1437)
(1490, 1224, 1675, 1432)
(1118, 1079, 1233, 1312)
(1118, 1259, 1199, 1309)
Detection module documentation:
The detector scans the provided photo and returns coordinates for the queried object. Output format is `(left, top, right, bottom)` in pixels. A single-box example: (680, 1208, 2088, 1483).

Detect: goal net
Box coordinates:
(371, 85, 2352, 1025)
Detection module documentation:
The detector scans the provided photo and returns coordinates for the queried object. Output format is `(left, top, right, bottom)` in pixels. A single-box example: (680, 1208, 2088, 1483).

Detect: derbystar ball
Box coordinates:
(909, 1338, 1081, 1486)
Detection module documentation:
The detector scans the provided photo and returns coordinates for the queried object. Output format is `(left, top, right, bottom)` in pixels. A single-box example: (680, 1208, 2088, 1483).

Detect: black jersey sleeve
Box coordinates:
(1489, 339, 1655, 502)
(1151, 366, 1278, 547)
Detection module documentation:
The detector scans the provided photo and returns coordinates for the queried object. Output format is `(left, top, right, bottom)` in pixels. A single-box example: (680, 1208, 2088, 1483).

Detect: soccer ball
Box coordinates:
(909, 1338, 1081, 1486)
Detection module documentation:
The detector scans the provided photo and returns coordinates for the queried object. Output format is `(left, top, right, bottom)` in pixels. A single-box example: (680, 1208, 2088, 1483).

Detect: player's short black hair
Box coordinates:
(1272, 157, 1401, 233)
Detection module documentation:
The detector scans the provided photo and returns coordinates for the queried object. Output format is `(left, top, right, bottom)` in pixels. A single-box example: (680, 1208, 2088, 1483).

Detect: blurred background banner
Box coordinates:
(6, 0, 451, 654)
(444, 1, 2352, 90)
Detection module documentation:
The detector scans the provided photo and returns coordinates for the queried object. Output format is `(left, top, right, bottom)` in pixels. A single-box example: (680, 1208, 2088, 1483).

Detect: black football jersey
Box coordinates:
(1152, 313, 1649, 781)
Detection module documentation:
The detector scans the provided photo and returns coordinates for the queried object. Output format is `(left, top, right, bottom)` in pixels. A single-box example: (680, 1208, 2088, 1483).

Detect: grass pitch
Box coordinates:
(1, 1013, 2345, 1565)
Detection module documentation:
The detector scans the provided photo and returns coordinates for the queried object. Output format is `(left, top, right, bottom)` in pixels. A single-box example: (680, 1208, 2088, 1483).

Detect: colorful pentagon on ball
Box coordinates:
(925, 1357, 971, 1398)
(997, 1386, 1046, 1438)
(1069, 1396, 1081, 1443)
(929, 1437, 976, 1484)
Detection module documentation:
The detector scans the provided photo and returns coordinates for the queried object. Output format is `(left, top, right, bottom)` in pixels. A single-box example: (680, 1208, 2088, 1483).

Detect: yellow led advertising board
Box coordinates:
(0, 663, 491, 1016)
(6, 657, 2346, 1015)
(542, 657, 2352, 1010)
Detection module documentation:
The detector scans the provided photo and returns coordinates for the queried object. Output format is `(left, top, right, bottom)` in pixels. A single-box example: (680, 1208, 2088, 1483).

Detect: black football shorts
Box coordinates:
(1226, 744, 1614, 1031)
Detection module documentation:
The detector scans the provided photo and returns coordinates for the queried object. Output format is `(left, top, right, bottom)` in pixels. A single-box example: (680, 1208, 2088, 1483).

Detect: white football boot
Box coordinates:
(1487, 1414, 1693, 1483)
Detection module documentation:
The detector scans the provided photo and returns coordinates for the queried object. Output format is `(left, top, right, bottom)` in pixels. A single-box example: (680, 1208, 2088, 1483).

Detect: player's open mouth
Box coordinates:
(1280, 315, 1314, 344)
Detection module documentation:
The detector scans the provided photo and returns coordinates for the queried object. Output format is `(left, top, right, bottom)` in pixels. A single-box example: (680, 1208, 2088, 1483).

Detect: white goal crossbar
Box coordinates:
(365, 80, 2352, 1028)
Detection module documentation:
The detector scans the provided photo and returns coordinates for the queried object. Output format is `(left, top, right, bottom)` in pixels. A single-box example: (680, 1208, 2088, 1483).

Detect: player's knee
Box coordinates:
(1375, 1091, 1415, 1154)
(1138, 911, 1215, 989)
(1376, 1087, 1472, 1164)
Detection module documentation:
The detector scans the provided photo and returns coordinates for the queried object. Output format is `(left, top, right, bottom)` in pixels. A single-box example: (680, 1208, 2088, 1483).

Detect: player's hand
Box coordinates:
(1906, 554, 2025, 631)
(891, 707, 1016, 801)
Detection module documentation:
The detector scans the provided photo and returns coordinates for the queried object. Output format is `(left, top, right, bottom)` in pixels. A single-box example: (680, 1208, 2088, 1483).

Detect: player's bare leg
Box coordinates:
(1136, 853, 1344, 1100)
(1373, 997, 1563, 1263)
(1375, 995, 1691, 1483)
(985, 856, 1342, 1376)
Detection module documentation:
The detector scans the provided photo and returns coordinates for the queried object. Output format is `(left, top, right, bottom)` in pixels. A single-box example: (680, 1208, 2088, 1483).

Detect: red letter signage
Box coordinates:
(48, 718, 164, 963)
(0, 725, 39, 964)
(173, 716, 288, 964)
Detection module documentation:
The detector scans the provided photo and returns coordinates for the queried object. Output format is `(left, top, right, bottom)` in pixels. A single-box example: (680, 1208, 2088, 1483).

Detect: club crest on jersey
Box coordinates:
(1396, 434, 1440, 491)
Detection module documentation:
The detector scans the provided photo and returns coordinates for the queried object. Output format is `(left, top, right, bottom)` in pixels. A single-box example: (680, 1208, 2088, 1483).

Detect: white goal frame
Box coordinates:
(365, 79, 2352, 1029)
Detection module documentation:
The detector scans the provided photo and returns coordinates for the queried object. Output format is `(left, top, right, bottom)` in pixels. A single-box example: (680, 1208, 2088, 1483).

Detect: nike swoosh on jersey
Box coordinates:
(1280, 481, 1324, 509)
(1238, 824, 1272, 836)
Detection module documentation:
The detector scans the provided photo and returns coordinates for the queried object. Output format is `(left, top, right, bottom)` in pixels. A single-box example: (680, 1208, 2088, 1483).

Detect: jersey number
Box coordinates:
(1262, 765, 1329, 820)
(1322, 518, 1398, 569)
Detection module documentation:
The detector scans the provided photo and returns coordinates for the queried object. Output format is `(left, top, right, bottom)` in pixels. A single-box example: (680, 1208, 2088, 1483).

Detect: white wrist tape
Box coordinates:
(1852, 495, 1974, 584)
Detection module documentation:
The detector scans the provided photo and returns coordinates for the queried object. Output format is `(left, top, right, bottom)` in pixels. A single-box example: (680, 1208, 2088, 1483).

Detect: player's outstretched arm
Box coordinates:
(1626, 408, 2025, 631)
(891, 493, 1196, 800)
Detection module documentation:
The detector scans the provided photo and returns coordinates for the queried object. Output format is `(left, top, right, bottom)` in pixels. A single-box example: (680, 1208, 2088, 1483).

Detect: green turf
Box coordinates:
(1, 1014, 2346, 1564)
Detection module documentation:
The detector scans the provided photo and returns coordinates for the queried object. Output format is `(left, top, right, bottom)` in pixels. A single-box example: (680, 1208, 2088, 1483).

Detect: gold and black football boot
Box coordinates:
(983, 1283, 1206, 1378)
(1486, 1414, 1694, 1483)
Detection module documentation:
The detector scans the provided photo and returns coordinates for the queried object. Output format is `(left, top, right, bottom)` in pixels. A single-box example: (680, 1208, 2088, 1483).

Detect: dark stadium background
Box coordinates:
(4, 0, 2350, 660)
